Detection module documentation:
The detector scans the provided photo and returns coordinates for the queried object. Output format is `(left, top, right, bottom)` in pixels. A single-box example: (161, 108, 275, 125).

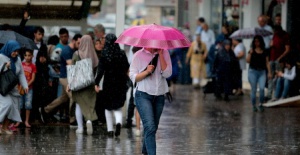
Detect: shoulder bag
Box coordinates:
(0, 63, 19, 96)
(67, 52, 95, 91)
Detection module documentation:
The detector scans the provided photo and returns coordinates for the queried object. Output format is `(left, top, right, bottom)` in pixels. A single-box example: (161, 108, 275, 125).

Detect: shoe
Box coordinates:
(76, 128, 83, 134)
(135, 129, 141, 137)
(258, 105, 264, 112)
(9, 124, 17, 132)
(86, 120, 93, 135)
(253, 106, 258, 112)
(115, 123, 121, 137)
(107, 131, 114, 137)
(1, 129, 13, 135)
(70, 121, 78, 129)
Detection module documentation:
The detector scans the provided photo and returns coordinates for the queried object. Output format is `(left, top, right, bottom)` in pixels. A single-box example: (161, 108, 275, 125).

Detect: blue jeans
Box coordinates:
(20, 89, 33, 110)
(267, 61, 280, 98)
(135, 90, 165, 155)
(248, 68, 266, 105)
(275, 77, 290, 99)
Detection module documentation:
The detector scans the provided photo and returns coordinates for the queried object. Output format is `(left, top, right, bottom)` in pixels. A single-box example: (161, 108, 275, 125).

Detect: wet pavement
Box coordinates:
(1, 85, 300, 155)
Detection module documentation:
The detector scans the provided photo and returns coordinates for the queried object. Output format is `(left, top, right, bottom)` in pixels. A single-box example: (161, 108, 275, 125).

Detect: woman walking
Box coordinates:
(130, 47, 172, 155)
(186, 33, 207, 88)
(71, 35, 99, 135)
(246, 35, 271, 112)
(94, 34, 129, 137)
(214, 40, 239, 101)
(0, 40, 28, 134)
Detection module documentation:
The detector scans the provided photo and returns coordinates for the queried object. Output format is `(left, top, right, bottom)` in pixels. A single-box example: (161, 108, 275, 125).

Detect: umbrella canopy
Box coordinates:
(115, 24, 191, 49)
(0, 30, 38, 50)
(230, 27, 273, 39)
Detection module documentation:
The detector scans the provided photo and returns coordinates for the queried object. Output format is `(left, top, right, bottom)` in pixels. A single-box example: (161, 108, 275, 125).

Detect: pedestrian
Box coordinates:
(246, 35, 272, 112)
(194, 17, 205, 40)
(207, 38, 224, 78)
(16, 50, 36, 128)
(32, 49, 51, 122)
(94, 39, 104, 59)
(274, 59, 296, 100)
(200, 23, 216, 53)
(94, 38, 106, 125)
(56, 28, 69, 50)
(94, 24, 106, 41)
(70, 35, 98, 135)
(124, 46, 142, 137)
(186, 33, 207, 89)
(47, 35, 59, 57)
(266, 25, 290, 101)
(232, 39, 246, 96)
(32, 26, 47, 64)
(40, 34, 82, 125)
(129, 47, 172, 155)
(0, 40, 28, 134)
(94, 34, 129, 137)
(94, 24, 107, 126)
(214, 40, 239, 101)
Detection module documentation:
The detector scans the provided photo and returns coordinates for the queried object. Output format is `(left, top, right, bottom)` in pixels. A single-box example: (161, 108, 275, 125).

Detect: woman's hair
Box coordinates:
(251, 35, 265, 50)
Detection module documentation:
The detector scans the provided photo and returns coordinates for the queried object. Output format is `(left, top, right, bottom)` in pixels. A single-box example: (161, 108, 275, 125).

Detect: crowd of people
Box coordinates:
(0, 15, 172, 154)
(1, 10, 300, 155)
(184, 14, 299, 112)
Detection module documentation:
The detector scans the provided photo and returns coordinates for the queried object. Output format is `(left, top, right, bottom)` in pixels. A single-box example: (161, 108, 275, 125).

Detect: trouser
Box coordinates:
(248, 68, 266, 105)
(267, 61, 280, 98)
(44, 78, 75, 123)
(105, 108, 122, 132)
(135, 90, 165, 155)
(275, 77, 290, 99)
(126, 80, 135, 125)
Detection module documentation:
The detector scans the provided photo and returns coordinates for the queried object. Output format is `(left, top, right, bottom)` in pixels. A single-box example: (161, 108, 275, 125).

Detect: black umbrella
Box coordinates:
(0, 30, 38, 50)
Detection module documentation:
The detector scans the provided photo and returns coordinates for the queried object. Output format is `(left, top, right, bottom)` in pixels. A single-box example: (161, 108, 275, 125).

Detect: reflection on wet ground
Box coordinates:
(1, 85, 300, 154)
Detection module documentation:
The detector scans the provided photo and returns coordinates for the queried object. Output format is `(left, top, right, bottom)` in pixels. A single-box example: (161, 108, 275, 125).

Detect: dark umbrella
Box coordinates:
(0, 30, 38, 50)
(229, 27, 273, 39)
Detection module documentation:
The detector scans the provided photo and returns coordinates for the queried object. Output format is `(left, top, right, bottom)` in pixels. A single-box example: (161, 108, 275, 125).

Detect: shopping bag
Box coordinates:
(67, 58, 95, 91)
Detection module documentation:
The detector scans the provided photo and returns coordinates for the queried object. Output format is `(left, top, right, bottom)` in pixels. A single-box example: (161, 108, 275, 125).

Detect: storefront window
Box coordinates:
(223, 0, 241, 33)
(161, 7, 175, 27)
(210, 0, 223, 34)
(264, 0, 282, 26)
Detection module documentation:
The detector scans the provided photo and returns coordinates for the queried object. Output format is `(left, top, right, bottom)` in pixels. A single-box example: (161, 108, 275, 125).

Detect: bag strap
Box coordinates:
(0, 62, 7, 74)
(142, 54, 159, 77)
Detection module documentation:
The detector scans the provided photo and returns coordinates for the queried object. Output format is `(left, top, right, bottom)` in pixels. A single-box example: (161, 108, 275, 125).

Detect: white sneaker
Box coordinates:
(76, 128, 83, 134)
(135, 129, 141, 137)
(86, 120, 93, 135)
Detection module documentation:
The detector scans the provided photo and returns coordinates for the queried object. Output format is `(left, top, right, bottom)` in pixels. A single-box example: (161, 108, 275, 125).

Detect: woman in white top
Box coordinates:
(232, 39, 246, 95)
(129, 48, 172, 155)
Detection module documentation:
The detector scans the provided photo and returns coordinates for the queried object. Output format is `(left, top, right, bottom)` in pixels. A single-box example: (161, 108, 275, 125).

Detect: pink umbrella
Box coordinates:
(115, 24, 191, 49)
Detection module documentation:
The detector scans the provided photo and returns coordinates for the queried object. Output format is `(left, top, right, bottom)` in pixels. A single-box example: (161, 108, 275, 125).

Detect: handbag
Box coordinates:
(67, 53, 95, 91)
(0, 62, 19, 96)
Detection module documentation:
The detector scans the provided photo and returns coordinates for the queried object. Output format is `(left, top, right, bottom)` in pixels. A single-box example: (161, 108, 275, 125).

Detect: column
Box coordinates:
(116, 0, 125, 49)
(198, 0, 211, 25)
(281, 2, 287, 30)
(241, 0, 262, 82)
(188, 0, 199, 37)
